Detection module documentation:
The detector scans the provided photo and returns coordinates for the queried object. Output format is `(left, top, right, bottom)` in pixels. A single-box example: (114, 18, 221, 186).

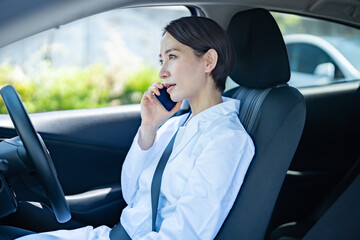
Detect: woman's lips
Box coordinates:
(164, 83, 176, 93)
(167, 84, 175, 93)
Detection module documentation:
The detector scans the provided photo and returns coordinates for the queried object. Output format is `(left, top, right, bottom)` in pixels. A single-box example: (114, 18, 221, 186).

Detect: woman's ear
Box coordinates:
(204, 49, 218, 74)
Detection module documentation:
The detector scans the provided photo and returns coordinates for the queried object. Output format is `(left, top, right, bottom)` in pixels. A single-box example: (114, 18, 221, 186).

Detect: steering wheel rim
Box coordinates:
(0, 85, 71, 223)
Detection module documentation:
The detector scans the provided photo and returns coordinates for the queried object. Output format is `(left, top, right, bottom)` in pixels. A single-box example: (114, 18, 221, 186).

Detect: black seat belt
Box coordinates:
(111, 113, 189, 239)
(151, 112, 190, 231)
(110, 132, 178, 239)
(151, 131, 178, 231)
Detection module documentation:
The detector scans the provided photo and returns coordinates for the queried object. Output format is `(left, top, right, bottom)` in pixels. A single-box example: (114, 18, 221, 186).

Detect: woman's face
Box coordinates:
(159, 32, 208, 103)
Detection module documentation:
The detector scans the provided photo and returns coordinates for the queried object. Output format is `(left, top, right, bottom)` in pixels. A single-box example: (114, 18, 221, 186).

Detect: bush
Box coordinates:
(118, 65, 158, 105)
(33, 64, 111, 112)
(0, 63, 158, 114)
(0, 63, 37, 113)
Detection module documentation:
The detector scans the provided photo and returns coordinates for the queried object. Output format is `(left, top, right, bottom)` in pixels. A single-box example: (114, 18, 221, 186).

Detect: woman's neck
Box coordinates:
(189, 90, 222, 116)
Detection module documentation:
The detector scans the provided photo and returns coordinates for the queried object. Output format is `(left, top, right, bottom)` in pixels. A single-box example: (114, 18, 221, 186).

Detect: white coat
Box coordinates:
(16, 97, 255, 240)
(121, 97, 255, 239)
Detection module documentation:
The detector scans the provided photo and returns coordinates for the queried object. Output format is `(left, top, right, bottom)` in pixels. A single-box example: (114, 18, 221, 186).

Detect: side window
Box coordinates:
(272, 12, 360, 88)
(0, 6, 190, 113)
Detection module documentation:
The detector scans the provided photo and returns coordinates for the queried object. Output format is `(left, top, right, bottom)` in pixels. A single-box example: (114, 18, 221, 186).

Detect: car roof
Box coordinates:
(1, 0, 360, 48)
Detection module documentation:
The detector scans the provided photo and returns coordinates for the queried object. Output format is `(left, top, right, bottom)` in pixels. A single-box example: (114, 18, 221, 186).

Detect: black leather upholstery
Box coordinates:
(302, 174, 360, 240)
(270, 152, 360, 239)
(215, 8, 306, 240)
(227, 8, 290, 88)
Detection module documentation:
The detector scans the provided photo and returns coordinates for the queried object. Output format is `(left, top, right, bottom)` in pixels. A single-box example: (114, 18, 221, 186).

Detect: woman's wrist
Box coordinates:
(138, 123, 158, 150)
(140, 122, 159, 134)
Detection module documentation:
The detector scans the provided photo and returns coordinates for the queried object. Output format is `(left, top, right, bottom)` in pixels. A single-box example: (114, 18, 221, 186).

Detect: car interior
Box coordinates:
(0, 0, 359, 239)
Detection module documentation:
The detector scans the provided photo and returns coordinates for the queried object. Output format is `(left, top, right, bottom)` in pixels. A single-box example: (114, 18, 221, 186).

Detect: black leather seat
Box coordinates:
(215, 8, 306, 240)
(270, 152, 360, 240)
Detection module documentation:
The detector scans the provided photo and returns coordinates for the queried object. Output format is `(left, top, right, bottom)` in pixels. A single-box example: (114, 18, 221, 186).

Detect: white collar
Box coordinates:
(186, 96, 240, 127)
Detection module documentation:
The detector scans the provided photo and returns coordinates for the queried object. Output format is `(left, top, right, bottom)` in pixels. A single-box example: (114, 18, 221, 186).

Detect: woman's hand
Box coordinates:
(138, 81, 182, 150)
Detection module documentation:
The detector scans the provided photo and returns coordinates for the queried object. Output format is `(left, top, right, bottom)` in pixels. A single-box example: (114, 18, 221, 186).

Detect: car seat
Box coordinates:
(215, 8, 306, 240)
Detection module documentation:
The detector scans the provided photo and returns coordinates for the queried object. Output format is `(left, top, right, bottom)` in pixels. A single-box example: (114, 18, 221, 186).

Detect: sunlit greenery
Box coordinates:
(0, 63, 36, 113)
(271, 12, 301, 35)
(119, 65, 158, 105)
(0, 12, 312, 114)
(0, 62, 157, 113)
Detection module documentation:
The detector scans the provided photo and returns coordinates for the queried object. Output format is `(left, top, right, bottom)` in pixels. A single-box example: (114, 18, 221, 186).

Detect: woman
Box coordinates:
(16, 16, 254, 240)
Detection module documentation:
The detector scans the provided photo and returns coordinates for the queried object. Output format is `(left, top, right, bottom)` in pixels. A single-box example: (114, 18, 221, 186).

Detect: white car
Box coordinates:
(284, 34, 360, 87)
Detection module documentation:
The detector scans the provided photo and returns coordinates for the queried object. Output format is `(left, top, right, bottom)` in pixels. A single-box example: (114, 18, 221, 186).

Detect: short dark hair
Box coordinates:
(164, 16, 234, 92)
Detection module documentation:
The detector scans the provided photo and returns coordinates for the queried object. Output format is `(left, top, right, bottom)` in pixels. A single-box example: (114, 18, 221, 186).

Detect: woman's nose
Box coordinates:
(159, 65, 169, 79)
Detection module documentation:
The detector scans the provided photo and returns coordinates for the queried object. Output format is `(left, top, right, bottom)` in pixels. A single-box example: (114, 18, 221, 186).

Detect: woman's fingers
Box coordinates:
(155, 81, 163, 88)
(143, 81, 164, 104)
(142, 91, 155, 103)
(148, 81, 164, 96)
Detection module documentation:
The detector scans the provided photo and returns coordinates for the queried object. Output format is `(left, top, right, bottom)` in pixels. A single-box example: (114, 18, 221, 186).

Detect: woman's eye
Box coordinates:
(169, 54, 176, 60)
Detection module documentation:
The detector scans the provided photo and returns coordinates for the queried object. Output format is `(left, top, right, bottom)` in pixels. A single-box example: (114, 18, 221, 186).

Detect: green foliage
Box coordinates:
(271, 12, 302, 35)
(0, 63, 37, 113)
(118, 65, 159, 105)
(0, 63, 158, 114)
(32, 64, 111, 112)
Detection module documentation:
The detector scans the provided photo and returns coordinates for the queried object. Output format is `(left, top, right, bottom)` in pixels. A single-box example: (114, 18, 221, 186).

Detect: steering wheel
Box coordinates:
(0, 85, 71, 223)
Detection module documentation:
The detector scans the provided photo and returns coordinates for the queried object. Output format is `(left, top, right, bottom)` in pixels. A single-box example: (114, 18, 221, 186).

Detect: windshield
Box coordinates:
(325, 37, 360, 72)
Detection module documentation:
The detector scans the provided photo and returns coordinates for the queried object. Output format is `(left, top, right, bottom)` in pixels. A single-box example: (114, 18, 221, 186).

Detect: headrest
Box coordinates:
(227, 8, 290, 88)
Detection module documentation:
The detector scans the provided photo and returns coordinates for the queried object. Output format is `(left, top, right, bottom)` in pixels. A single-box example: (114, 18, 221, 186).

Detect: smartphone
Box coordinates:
(155, 87, 176, 111)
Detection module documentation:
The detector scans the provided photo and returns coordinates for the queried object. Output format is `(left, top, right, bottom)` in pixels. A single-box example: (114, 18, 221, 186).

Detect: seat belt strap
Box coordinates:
(151, 131, 178, 231)
(151, 112, 190, 232)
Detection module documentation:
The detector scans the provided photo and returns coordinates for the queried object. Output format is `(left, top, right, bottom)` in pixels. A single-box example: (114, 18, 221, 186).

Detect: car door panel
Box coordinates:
(0, 104, 141, 227)
(268, 80, 360, 231)
(66, 183, 125, 227)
